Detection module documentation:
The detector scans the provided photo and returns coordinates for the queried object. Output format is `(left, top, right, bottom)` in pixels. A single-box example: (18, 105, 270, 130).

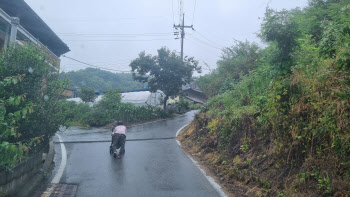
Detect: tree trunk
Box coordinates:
(163, 95, 169, 110)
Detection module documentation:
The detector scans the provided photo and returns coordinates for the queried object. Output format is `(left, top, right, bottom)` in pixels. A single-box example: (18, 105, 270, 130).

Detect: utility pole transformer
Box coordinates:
(174, 13, 193, 61)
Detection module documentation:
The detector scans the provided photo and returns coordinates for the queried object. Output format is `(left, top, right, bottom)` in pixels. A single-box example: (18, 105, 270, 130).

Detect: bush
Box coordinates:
(174, 97, 191, 114)
(61, 89, 173, 127)
(0, 45, 69, 169)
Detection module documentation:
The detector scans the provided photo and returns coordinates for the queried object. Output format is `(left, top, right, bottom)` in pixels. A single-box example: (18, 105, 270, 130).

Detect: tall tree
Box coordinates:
(130, 47, 200, 109)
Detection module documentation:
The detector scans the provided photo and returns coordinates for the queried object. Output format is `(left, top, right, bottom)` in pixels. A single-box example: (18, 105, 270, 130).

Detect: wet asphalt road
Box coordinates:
(51, 111, 221, 197)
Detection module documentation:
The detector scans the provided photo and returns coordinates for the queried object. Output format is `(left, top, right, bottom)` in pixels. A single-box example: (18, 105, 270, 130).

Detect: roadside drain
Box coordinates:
(40, 184, 77, 197)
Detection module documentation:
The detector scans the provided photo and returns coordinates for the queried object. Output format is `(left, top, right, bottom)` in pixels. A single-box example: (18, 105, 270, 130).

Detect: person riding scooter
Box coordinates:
(111, 121, 127, 158)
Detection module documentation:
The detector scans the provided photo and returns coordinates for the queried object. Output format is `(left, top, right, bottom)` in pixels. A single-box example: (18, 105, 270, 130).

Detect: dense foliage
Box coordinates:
(60, 89, 171, 127)
(79, 86, 97, 102)
(182, 0, 350, 196)
(60, 68, 144, 91)
(198, 41, 261, 97)
(130, 47, 201, 109)
(0, 45, 69, 169)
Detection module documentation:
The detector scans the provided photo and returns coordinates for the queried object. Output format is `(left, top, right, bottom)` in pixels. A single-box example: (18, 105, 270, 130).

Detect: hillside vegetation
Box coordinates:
(180, 0, 350, 196)
(60, 68, 144, 91)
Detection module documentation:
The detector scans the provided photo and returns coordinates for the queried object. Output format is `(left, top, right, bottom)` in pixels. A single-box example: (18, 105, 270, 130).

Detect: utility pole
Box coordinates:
(174, 13, 193, 61)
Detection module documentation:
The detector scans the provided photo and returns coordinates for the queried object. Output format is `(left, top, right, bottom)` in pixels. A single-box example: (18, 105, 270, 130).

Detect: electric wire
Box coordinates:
(178, 0, 182, 24)
(57, 32, 174, 37)
(187, 34, 222, 50)
(63, 64, 131, 69)
(182, 52, 214, 72)
(62, 38, 175, 42)
(193, 30, 225, 48)
(44, 17, 136, 22)
(44, 16, 171, 22)
(192, 0, 197, 25)
(62, 55, 131, 73)
(59, 35, 172, 38)
(183, 51, 216, 72)
(172, 0, 175, 25)
(64, 62, 131, 66)
(189, 34, 221, 49)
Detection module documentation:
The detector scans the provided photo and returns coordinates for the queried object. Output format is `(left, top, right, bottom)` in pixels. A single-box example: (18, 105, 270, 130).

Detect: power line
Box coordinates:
(44, 17, 136, 22)
(62, 55, 131, 73)
(60, 34, 172, 38)
(193, 30, 225, 48)
(63, 64, 131, 69)
(183, 52, 213, 72)
(172, 0, 175, 25)
(178, 0, 181, 23)
(187, 34, 222, 50)
(62, 38, 175, 42)
(189, 34, 221, 49)
(192, 0, 197, 25)
(65, 62, 131, 66)
(57, 32, 173, 37)
(44, 16, 171, 22)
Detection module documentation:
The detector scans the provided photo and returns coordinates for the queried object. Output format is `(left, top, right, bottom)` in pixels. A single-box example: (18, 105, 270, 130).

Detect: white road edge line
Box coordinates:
(41, 134, 67, 197)
(51, 134, 67, 184)
(175, 124, 228, 197)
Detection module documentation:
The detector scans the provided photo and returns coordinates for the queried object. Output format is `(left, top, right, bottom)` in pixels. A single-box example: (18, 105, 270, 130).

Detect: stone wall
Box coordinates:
(0, 140, 54, 197)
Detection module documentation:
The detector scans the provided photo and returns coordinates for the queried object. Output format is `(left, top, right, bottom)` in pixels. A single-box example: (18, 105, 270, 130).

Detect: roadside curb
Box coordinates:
(42, 139, 55, 172)
(126, 113, 188, 128)
(18, 139, 55, 197)
(175, 123, 228, 197)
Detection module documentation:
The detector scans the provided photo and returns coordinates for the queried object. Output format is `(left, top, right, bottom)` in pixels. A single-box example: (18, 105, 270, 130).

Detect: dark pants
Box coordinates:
(112, 134, 126, 155)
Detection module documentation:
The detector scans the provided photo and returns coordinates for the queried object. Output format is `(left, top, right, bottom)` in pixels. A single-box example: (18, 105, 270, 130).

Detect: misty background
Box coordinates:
(25, 0, 308, 75)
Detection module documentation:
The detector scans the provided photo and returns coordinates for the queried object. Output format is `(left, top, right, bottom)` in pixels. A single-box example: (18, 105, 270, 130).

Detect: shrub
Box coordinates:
(0, 45, 69, 169)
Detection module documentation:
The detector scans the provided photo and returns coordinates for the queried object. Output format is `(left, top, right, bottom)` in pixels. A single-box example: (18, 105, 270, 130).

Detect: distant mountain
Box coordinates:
(60, 68, 145, 91)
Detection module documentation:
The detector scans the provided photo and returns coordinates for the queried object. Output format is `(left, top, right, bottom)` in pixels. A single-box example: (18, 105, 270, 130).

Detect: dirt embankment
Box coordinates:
(177, 113, 349, 197)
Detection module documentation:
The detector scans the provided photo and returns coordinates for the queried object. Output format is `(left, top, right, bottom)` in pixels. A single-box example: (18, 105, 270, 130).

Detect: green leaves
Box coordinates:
(130, 47, 200, 109)
(198, 41, 261, 97)
(0, 44, 68, 169)
(79, 86, 97, 103)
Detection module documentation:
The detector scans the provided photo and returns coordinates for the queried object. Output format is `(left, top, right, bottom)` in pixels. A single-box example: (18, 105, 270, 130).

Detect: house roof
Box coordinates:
(182, 82, 204, 93)
(0, 0, 70, 56)
(185, 96, 205, 104)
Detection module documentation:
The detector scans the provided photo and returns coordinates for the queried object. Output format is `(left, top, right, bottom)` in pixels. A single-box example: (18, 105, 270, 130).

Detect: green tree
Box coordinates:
(130, 47, 200, 109)
(260, 8, 301, 73)
(79, 86, 97, 102)
(198, 41, 261, 97)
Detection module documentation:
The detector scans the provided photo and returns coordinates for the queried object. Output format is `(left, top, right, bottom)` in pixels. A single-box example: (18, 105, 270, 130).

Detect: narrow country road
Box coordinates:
(49, 111, 222, 197)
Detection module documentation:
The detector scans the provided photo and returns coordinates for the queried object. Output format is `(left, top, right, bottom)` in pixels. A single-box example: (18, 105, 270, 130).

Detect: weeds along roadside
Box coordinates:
(182, 1, 350, 196)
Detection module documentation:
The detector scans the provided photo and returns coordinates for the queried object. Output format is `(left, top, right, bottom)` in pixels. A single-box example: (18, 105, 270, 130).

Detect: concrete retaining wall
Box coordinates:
(0, 140, 54, 197)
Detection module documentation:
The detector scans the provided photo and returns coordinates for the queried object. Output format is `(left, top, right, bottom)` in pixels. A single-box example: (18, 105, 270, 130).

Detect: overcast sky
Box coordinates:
(25, 0, 308, 75)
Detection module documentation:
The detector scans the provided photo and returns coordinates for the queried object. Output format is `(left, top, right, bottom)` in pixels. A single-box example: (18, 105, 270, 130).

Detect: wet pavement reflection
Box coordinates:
(51, 111, 221, 197)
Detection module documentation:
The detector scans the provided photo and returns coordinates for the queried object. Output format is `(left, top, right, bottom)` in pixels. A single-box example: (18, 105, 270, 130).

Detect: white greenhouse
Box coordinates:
(90, 90, 165, 108)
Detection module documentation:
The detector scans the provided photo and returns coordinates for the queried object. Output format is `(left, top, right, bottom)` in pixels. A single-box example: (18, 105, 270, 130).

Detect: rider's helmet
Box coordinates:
(117, 121, 123, 125)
